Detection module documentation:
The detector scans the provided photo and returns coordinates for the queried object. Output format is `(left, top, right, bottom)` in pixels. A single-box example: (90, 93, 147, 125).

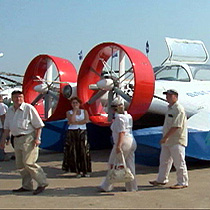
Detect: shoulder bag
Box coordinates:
(106, 151, 134, 184)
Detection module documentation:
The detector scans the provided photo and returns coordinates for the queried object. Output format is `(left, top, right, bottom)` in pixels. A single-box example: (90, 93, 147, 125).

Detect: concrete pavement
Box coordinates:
(1, 145, 210, 209)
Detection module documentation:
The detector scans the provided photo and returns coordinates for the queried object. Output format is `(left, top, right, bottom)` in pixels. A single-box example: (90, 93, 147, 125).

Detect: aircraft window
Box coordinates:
(177, 66, 190, 82)
(155, 67, 177, 80)
(155, 66, 190, 82)
(190, 66, 210, 81)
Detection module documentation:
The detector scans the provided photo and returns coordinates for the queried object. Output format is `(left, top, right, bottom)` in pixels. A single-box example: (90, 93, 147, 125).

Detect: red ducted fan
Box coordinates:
(23, 55, 77, 121)
(77, 42, 155, 126)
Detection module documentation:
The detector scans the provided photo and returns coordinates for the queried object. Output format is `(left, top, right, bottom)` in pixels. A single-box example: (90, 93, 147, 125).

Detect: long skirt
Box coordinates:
(62, 129, 92, 174)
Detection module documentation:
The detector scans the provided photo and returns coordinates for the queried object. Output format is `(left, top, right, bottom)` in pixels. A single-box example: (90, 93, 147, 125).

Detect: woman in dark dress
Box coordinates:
(62, 96, 91, 177)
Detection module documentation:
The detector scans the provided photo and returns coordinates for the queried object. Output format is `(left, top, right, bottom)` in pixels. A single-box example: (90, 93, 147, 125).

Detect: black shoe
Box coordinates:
(149, 180, 166, 186)
(12, 187, 31, 193)
(11, 155, 16, 160)
(33, 184, 48, 195)
(82, 174, 90, 177)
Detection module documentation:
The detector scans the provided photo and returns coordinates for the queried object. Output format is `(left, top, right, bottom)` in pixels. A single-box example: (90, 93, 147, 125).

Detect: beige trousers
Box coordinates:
(156, 144, 189, 186)
(100, 136, 138, 192)
(14, 133, 48, 190)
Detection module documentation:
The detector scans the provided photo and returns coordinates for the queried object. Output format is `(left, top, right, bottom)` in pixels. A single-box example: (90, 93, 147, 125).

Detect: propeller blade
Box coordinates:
(90, 67, 101, 77)
(31, 93, 45, 106)
(113, 87, 132, 103)
(34, 83, 48, 94)
(48, 90, 59, 101)
(48, 73, 60, 88)
(115, 67, 133, 82)
(44, 94, 51, 119)
(108, 90, 114, 122)
(87, 90, 107, 104)
(53, 74, 60, 82)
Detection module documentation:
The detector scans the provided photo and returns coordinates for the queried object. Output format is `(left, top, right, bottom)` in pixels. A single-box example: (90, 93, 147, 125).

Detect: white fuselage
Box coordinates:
(149, 80, 210, 118)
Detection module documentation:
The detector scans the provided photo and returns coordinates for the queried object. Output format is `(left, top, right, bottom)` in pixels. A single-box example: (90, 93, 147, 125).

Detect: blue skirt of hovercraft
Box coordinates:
(40, 120, 112, 152)
(133, 126, 210, 166)
(40, 120, 210, 166)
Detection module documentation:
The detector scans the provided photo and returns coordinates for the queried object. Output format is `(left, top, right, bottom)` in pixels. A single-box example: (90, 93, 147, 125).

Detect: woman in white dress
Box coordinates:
(100, 100, 138, 192)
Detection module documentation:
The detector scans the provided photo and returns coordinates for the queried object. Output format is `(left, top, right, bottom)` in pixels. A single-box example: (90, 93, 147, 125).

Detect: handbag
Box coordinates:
(106, 151, 134, 184)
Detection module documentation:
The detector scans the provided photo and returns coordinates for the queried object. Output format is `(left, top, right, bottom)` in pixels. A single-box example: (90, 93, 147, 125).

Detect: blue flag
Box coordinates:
(146, 41, 149, 54)
(78, 50, 83, 60)
(112, 51, 118, 58)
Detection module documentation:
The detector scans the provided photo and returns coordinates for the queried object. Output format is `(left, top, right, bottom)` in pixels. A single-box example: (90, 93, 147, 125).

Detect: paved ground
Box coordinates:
(1, 145, 210, 209)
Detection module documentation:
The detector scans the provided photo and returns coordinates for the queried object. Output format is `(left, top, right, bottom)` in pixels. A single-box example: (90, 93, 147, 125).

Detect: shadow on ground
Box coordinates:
(0, 184, 170, 197)
(1, 148, 210, 181)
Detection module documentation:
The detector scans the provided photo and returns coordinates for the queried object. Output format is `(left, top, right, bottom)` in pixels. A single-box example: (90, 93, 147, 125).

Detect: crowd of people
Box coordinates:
(0, 88, 189, 195)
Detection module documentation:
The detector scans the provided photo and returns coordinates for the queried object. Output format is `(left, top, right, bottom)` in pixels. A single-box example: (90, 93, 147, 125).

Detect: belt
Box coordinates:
(14, 134, 26, 138)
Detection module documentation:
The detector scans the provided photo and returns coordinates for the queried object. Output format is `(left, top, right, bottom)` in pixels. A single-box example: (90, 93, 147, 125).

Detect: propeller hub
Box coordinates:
(34, 83, 48, 94)
(96, 78, 114, 91)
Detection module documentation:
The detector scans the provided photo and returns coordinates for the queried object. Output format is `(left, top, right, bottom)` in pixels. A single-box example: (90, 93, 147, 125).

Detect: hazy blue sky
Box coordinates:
(1, 0, 210, 75)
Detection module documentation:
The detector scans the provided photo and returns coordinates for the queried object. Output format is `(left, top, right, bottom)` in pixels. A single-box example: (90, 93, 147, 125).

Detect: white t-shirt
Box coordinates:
(0, 103, 8, 129)
(67, 109, 87, 130)
(110, 111, 133, 144)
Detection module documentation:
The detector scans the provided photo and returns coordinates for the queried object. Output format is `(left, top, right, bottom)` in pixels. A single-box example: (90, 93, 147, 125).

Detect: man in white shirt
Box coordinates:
(149, 89, 188, 189)
(0, 91, 48, 195)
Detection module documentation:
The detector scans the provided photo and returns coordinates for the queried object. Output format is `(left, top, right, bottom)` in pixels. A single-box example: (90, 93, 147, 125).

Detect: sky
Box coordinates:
(1, 0, 210, 76)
